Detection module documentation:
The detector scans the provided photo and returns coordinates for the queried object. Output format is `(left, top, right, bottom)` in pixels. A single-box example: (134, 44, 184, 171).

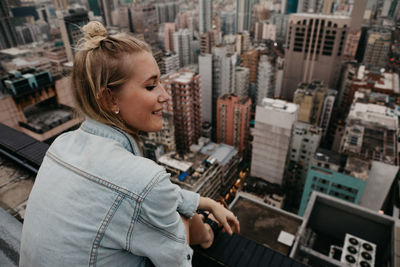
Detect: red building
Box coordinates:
(217, 94, 251, 154)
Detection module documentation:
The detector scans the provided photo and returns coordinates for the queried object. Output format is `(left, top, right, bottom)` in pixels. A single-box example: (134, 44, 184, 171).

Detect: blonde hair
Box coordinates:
(72, 21, 151, 138)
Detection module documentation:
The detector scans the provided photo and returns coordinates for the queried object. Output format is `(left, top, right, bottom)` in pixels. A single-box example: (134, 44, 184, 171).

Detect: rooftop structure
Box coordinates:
(229, 193, 303, 256)
(340, 102, 398, 165)
(292, 192, 397, 267)
(341, 65, 400, 111)
(158, 150, 223, 199)
(0, 68, 81, 142)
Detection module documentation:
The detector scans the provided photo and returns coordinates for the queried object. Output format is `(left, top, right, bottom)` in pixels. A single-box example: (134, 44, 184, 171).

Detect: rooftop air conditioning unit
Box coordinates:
(340, 233, 376, 267)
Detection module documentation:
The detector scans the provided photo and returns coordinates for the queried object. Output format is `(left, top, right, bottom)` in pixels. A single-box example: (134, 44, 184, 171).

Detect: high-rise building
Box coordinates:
(211, 46, 237, 139)
(271, 14, 289, 43)
(130, 3, 159, 46)
(235, 31, 250, 55)
(297, 0, 324, 13)
(343, 0, 367, 61)
(241, 48, 259, 83)
(251, 98, 298, 185)
(200, 30, 220, 54)
(234, 67, 250, 98)
(199, 0, 213, 34)
(293, 81, 335, 137)
(286, 122, 322, 185)
(236, 0, 253, 33)
(199, 54, 213, 124)
(220, 10, 236, 35)
(0, 0, 18, 49)
(161, 71, 202, 153)
(160, 53, 179, 75)
(257, 55, 274, 104)
(217, 94, 251, 154)
(362, 27, 392, 69)
(155, 2, 179, 24)
(339, 102, 398, 165)
(173, 29, 192, 67)
(163, 22, 177, 52)
(281, 13, 350, 100)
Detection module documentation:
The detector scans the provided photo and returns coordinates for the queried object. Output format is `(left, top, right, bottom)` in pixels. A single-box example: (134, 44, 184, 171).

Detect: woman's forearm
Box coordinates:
(197, 197, 217, 211)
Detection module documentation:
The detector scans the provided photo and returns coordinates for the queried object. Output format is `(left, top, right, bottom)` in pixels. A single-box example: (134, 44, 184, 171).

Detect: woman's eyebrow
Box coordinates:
(144, 75, 158, 83)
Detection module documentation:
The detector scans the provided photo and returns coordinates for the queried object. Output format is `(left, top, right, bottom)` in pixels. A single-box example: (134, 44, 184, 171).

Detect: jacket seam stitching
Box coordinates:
(89, 193, 125, 267)
(137, 215, 186, 244)
(46, 151, 140, 201)
(126, 171, 164, 251)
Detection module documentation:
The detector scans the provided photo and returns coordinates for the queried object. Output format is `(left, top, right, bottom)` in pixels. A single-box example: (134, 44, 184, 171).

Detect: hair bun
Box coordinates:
(82, 21, 107, 38)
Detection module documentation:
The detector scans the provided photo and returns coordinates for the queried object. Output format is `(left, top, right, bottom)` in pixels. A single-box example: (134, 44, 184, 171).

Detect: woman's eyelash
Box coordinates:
(145, 85, 156, 91)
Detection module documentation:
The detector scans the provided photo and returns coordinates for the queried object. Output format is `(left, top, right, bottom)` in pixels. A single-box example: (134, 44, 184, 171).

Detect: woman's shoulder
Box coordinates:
(47, 128, 167, 196)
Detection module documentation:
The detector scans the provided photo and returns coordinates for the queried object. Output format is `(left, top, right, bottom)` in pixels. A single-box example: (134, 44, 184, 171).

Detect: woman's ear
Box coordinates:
(98, 88, 119, 114)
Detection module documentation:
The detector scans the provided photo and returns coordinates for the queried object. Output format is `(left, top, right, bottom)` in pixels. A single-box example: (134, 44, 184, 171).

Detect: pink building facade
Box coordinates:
(217, 94, 251, 154)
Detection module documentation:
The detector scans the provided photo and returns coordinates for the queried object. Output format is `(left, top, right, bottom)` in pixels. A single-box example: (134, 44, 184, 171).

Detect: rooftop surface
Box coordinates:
(229, 193, 302, 256)
(359, 161, 399, 211)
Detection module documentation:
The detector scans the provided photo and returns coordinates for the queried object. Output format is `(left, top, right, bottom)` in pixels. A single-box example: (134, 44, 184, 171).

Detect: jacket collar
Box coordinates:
(80, 118, 142, 156)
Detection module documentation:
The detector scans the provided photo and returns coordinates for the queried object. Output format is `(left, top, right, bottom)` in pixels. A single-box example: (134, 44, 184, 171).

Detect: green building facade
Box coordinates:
(298, 162, 366, 216)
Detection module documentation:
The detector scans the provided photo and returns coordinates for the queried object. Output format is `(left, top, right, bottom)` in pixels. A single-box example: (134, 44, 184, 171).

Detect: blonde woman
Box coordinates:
(20, 21, 239, 267)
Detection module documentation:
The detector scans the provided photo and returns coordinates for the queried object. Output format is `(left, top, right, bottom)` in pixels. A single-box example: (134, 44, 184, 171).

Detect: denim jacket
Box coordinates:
(20, 118, 200, 267)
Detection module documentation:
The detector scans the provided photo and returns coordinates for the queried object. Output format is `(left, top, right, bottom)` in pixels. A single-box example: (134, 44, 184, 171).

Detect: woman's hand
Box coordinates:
(198, 197, 240, 236)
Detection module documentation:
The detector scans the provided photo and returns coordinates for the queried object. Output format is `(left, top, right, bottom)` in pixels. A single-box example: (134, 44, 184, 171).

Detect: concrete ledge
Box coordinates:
(0, 208, 22, 267)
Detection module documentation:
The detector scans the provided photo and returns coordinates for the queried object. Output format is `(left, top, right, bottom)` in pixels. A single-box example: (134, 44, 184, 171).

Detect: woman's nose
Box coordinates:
(158, 84, 171, 102)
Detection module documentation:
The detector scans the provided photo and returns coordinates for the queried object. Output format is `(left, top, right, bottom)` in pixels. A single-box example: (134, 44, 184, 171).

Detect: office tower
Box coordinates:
(199, 54, 213, 124)
(217, 94, 251, 154)
(0, 0, 18, 49)
(199, 0, 213, 34)
(257, 55, 274, 104)
(155, 2, 179, 24)
(251, 98, 298, 185)
(160, 53, 179, 75)
(362, 27, 392, 69)
(235, 31, 250, 54)
(164, 23, 177, 52)
(241, 48, 259, 83)
(161, 71, 202, 153)
(130, 3, 159, 46)
(236, 0, 253, 33)
(220, 10, 236, 35)
(234, 67, 250, 98)
(339, 102, 398, 165)
(281, 13, 350, 100)
(343, 0, 367, 61)
(293, 81, 335, 137)
(173, 29, 192, 67)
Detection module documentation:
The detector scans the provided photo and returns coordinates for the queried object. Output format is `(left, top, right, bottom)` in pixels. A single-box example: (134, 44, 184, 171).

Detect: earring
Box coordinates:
(114, 109, 119, 114)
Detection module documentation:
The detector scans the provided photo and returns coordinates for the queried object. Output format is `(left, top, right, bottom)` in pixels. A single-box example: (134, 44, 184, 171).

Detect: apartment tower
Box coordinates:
(161, 71, 202, 153)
